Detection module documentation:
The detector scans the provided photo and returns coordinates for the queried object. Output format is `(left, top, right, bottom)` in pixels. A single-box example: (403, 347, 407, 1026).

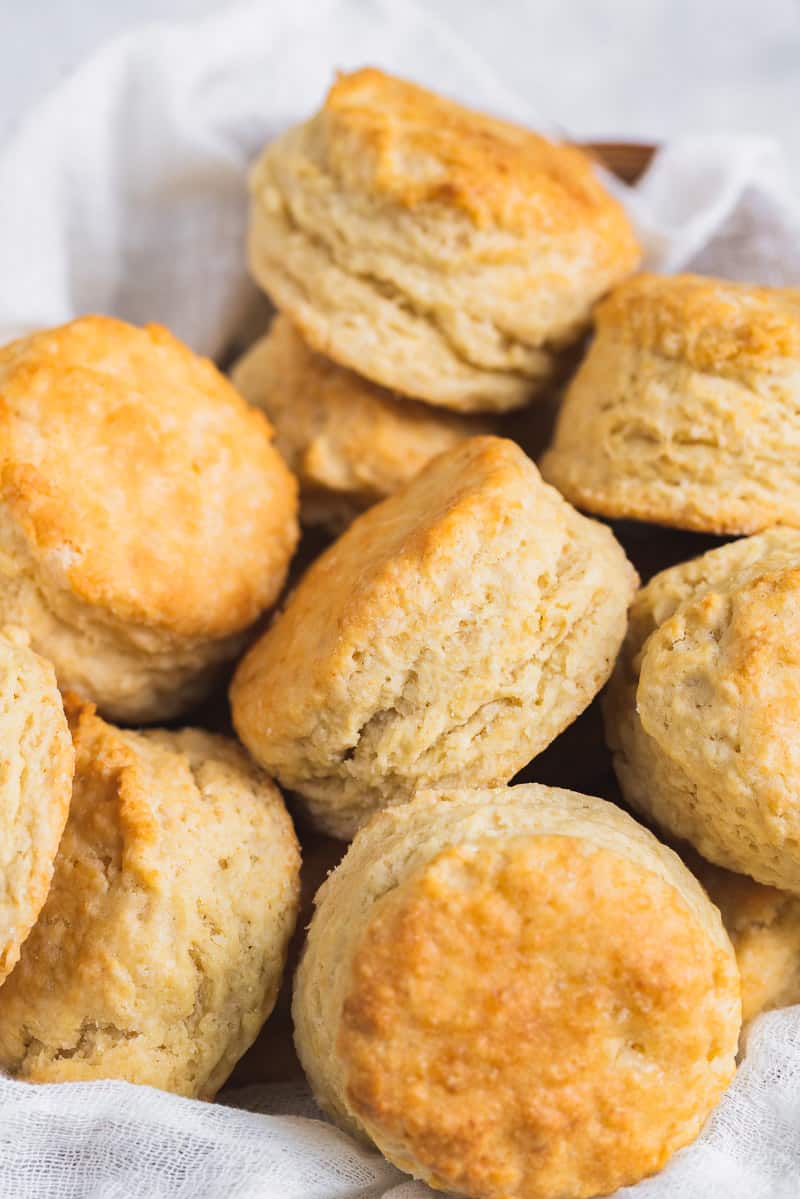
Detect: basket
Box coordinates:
(586, 141, 656, 184)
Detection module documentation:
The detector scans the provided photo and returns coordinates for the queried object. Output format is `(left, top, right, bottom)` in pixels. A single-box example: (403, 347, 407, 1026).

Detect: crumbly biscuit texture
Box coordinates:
(605, 527, 800, 891)
(0, 625, 73, 984)
(0, 316, 298, 720)
(231, 437, 637, 838)
(248, 69, 640, 413)
(0, 702, 300, 1098)
(541, 273, 800, 534)
(232, 316, 491, 529)
(293, 786, 740, 1199)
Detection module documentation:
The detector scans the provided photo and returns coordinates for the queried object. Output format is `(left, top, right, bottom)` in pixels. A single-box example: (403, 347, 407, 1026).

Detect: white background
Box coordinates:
(3, 0, 800, 166)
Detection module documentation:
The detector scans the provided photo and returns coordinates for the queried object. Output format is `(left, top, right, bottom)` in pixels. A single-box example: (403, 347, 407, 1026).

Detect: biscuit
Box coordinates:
(231, 316, 492, 530)
(541, 273, 800, 534)
(293, 786, 740, 1199)
(605, 527, 800, 891)
(248, 69, 640, 414)
(231, 437, 637, 839)
(0, 701, 300, 1098)
(230, 829, 346, 1088)
(689, 852, 800, 1025)
(0, 316, 299, 722)
(0, 626, 73, 984)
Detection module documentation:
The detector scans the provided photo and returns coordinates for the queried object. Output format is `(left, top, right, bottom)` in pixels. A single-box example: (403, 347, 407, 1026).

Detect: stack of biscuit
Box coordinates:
(0, 64, 796, 1199)
(539, 274, 800, 1037)
(233, 67, 640, 529)
(0, 317, 303, 1098)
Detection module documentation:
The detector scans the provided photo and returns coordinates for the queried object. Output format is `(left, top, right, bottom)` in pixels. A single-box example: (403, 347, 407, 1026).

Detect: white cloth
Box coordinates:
(0, 1, 799, 1195)
(2, 1012, 800, 1199)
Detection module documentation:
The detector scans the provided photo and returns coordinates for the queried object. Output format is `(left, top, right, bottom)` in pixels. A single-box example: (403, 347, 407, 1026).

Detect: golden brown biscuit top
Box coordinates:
(0, 316, 298, 637)
(597, 272, 800, 373)
(59, 697, 295, 863)
(231, 316, 490, 506)
(314, 68, 636, 243)
(339, 834, 737, 1199)
(232, 436, 560, 709)
(690, 851, 800, 1025)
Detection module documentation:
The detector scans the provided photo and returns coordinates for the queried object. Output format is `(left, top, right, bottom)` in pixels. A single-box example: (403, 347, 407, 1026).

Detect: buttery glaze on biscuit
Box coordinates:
(0, 626, 73, 984)
(0, 701, 300, 1098)
(293, 787, 740, 1199)
(605, 527, 800, 891)
(231, 436, 637, 839)
(232, 316, 492, 529)
(0, 316, 298, 721)
(541, 273, 800, 533)
(248, 69, 640, 413)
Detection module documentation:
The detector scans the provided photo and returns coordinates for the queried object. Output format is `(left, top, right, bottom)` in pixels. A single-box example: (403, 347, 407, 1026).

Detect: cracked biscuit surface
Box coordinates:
(0, 700, 300, 1098)
(231, 316, 491, 529)
(248, 68, 639, 413)
(231, 436, 637, 839)
(605, 527, 800, 891)
(541, 273, 800, 533)
(0, 315, 298, 722)
(0, 626, 73, 986)
(293, 786, 740, 1199)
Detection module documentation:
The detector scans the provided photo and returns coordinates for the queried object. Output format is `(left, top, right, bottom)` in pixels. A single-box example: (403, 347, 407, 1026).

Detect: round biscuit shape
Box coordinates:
(248, 69, 640, 414)
(293, 786, 740, 1199)
(605, 527, 800, 891)
(230, 436, 638, 839)
(0, 702, 301, 1098)
(231, 316, 492, 530)
(541, 273, 800, 534)
(0, 315, 299, 722)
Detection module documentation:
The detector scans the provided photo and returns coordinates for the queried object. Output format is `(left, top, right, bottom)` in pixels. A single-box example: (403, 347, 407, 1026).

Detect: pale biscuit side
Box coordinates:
(294, 787, 739, 1199)
(231, 317, 492, 529)
(541, 274, 800, 533)
(605, 528, 800, 890)
(0, 705, 301, 1098)
(231, 437, 637, 838)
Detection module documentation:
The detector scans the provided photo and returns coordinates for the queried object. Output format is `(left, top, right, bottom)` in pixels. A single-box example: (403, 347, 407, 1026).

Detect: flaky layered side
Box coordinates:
(541, 273, 800, 533)
(248, 69, 639, 413)
(231, 316, 491, 529)
(231, 437, 637, 838)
